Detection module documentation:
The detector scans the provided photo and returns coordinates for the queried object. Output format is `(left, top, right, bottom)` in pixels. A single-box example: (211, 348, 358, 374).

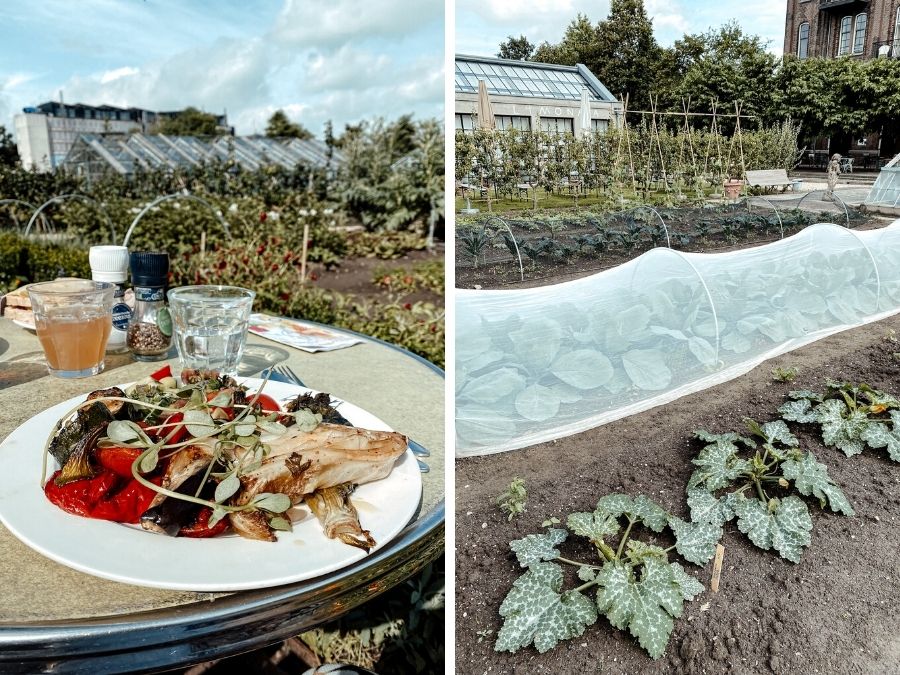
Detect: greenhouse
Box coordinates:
(60, 133, 344, 180)
(456, 218, 900, 456)
(454, 54, 622, 137)
(864, 155, 900, 214)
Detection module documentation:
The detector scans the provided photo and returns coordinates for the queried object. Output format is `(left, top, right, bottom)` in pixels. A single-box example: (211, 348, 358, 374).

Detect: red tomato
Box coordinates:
(96, 447, 142, 478)
(179, 507, 230, 538)
(248, 393, 281, 412)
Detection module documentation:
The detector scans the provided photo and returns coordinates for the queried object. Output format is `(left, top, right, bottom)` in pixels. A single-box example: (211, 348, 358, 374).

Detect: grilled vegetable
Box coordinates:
(85, 387, 127, 416)
(48, 402, 113, 466)
(285, 392, 351, 426)
(55, 425, 105, 486)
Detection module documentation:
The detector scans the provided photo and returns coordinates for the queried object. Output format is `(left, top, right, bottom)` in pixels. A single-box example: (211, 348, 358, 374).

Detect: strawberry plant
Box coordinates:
(495, 494, 717, 659)
(687, 419, 853, 563)
(779, 379, 900, 462)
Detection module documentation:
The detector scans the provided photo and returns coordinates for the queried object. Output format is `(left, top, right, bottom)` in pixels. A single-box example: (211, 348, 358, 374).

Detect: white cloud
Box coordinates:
(272, 0, 442, 48)
(99, 67, 139, 85)
(2, 0, 443, 136)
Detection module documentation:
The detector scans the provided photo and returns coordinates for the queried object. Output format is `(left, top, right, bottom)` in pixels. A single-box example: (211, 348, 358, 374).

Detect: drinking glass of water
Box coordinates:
(167, 286, 255, 376)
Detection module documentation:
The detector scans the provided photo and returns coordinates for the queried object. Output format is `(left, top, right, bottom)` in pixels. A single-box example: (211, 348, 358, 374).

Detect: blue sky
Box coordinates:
(0, 0, 444, 137)
(456, 0, 788, 57)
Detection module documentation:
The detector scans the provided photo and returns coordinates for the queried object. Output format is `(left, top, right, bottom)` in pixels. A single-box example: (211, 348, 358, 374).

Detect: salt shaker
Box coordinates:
(127, 251, 172, 361)
(89, 245, 131, 354)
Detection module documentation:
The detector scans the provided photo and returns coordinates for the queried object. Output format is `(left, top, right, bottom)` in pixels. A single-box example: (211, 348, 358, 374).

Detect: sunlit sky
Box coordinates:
(0, 0, 444, 138)
(456, 0, 788, 57)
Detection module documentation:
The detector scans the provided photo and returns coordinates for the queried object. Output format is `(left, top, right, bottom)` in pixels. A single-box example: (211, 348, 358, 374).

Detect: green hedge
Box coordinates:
(0, 232, 91, 293)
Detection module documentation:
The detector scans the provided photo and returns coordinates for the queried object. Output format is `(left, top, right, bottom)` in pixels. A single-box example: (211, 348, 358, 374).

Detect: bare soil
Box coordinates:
(310, 248, 443, 305)
(456, 313, 900, 674)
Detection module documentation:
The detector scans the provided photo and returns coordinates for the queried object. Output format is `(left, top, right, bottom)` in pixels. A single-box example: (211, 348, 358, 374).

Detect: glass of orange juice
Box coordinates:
(28, 279, 115, 378)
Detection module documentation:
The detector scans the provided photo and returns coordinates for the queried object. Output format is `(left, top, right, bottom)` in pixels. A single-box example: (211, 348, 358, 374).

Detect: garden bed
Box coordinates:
(456, 206, 889, 290)
(456, 313, 900, 673)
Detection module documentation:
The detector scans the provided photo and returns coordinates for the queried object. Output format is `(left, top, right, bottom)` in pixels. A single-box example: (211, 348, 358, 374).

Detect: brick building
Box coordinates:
(785, 0, 900, 59)
(784, 0, 900, 165)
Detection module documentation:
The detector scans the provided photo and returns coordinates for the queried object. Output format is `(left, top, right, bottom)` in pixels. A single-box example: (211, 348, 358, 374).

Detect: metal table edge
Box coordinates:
(0, 501, 444, 666)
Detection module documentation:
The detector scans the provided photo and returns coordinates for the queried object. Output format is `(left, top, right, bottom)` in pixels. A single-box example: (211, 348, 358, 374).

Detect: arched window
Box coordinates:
(853, 13, 867, 55)
(838, 15, 852, 55)
(798, 22, 810, 58)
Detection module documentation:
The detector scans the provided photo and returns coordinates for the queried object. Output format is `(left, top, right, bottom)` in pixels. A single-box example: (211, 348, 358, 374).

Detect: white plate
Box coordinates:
(0, 378, 422, 591)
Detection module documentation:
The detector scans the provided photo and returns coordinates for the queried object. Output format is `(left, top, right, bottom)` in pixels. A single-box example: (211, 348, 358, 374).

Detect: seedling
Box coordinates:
(779, 379, 900, 462)
(495, 494, 717, 659)
(497, 478, 527, 521)
(687, 419, 853, 563)
(771, 366, 799, 382)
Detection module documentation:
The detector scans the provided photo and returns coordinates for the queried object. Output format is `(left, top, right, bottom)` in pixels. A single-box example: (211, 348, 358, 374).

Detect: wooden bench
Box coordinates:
(746, 169, 793, 191)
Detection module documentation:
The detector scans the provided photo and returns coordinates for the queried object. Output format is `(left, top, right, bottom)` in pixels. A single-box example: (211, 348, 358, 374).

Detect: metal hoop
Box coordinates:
(123, 193, 231, 247)
(24, 194, 116, 241)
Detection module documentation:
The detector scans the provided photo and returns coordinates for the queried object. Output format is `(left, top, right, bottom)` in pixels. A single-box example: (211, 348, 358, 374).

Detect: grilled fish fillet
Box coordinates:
(234, 423, 407, 505)
(228, 423, 407, 541)
(307, 483, 376, 552)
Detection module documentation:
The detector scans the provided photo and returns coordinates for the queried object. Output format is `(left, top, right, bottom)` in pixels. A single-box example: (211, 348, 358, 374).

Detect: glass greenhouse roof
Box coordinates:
(62, 133, 344, 175)
(455, 54, 617, 102)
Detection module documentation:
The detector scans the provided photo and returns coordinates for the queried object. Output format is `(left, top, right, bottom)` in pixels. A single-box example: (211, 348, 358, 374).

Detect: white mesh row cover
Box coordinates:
(456, 219, 900, 456)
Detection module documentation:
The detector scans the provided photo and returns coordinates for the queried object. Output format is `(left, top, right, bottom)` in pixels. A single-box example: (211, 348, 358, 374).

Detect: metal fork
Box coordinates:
(268, 362, 430, 471)
(273, 364, 306, 387)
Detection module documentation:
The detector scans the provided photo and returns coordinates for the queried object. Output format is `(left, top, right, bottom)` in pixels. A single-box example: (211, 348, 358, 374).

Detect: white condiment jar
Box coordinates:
(89, 245, 132, 354)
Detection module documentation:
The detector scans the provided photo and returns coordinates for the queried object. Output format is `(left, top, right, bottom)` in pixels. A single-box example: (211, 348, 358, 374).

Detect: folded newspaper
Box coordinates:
(248, 313, 362, 352)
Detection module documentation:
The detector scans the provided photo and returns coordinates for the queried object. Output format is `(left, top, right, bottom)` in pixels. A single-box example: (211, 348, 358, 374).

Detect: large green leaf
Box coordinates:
(629, 495, 669, 532)
(550, 350, 614, 390)
(690, 433, 751, 491)
(815, 398, 870, 457)
(509, 528, 568, 568)
(668, 516, 722, 565)
(686, 486, 735, 526)
(595, 558, 703, 659)
(778, 398, 818, 423)
(753, 419, 799, 447)
(594, 493, 633, 518)
(687, 336, 717, 367)
(782, 452, 854, 515)
(510, 318, 562, 370)
(622, 349, 672, 391)
(460, 368, 526, 404)
(567, 511, 620, 546)
(514, 384, 561, 422)
(496, 562, 598, 653)
(859, 411, 900, 462)
(733, 494, 812, 563)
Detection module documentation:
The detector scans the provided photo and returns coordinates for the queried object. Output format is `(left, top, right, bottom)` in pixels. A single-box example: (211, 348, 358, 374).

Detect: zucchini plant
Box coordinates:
(687, 419, 853, 563)
(779, 379, 900, 462)
(495, 494, 718, 659)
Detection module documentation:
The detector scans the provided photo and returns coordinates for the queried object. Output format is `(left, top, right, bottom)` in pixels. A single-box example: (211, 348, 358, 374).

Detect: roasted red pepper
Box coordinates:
(149, 364, 172, 381)
(45, 469, 163, 524)
(96, 446, 142, 478)
(91, 476, 162, 524)
(160, 412, 187, 444)
(44, 470, 118, 517)
(179, 507, 230, 538)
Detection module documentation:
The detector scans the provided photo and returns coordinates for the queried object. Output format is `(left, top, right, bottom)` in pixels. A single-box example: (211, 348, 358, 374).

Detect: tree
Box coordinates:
(529, 4, 663, 110)
(153, 107, 226, 136)
(592, 0, 662, 110)
(497, 35, 535, 60)
(0, 126, 19, 167)
(660, 22, 778, 130)
(265, 110, 312, 139)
